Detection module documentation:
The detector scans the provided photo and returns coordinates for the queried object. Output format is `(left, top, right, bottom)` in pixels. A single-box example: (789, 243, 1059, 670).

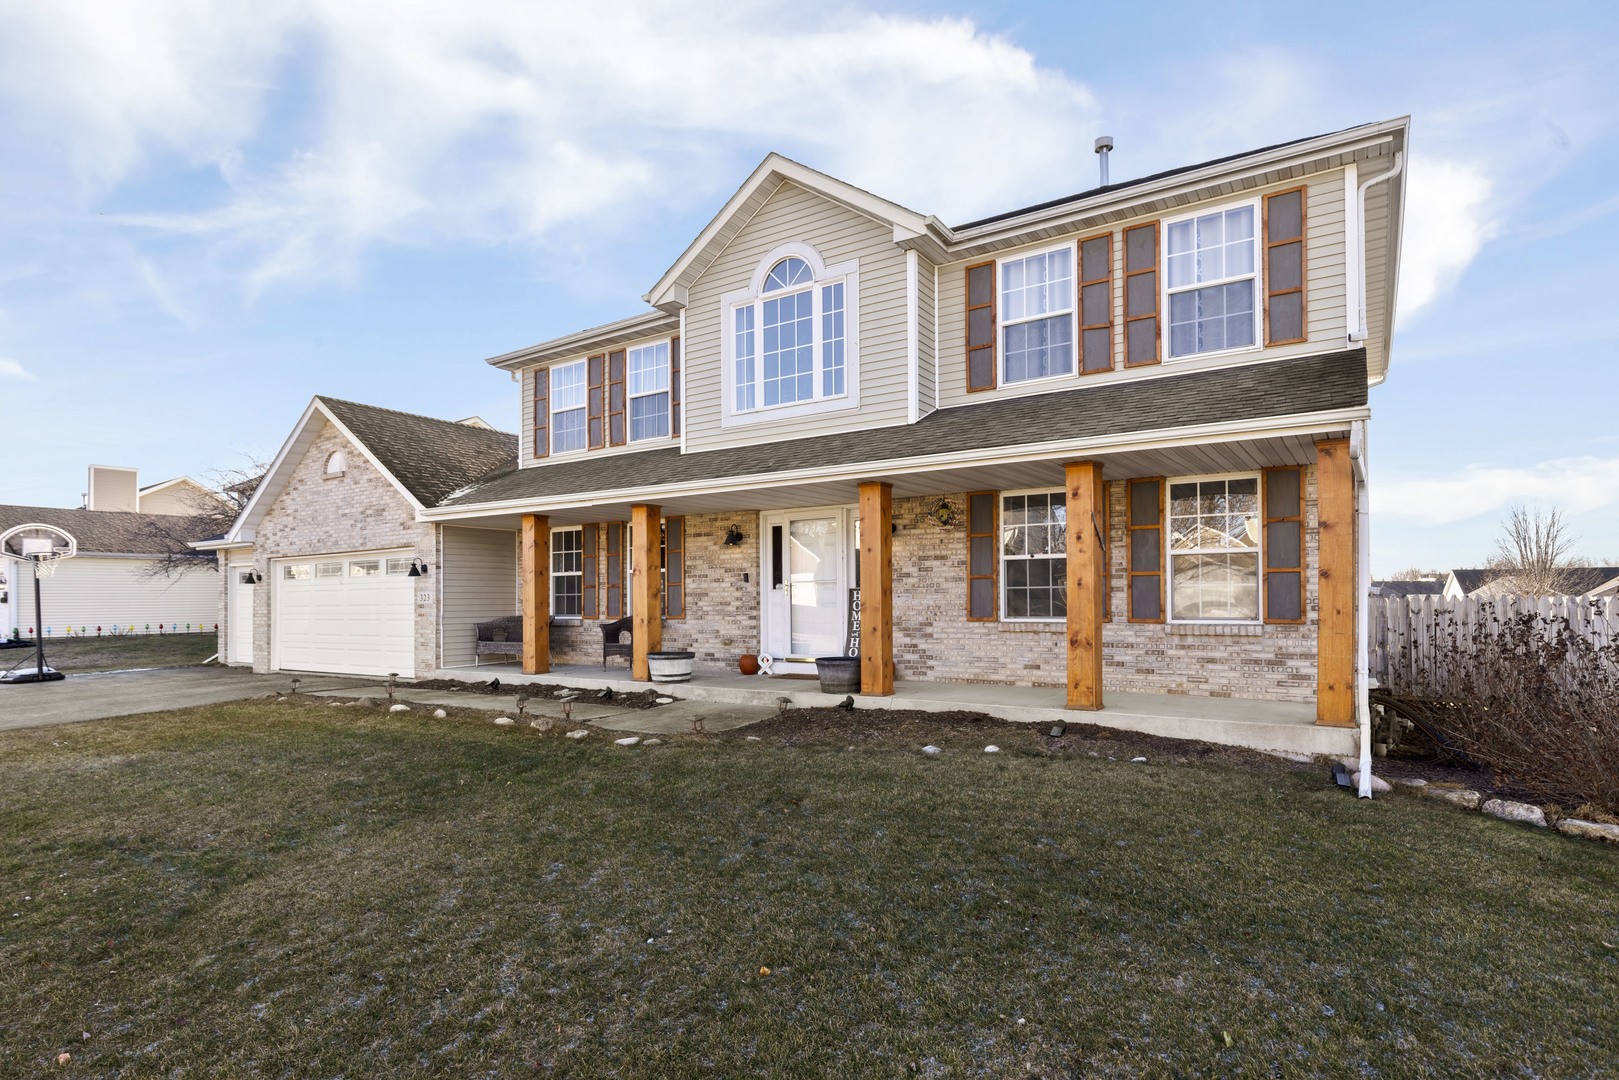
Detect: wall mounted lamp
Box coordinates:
(407, 557, 430, 577)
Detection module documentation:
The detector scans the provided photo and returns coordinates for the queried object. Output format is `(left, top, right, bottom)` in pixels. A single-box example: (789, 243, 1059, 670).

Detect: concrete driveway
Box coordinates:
(0, 666, 373, 732)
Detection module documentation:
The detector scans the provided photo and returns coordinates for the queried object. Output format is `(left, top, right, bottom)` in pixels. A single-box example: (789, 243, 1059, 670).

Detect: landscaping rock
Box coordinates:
(565, 729, 590, 739)
(277, 696, 288, 702)
(356, 696, 378, 708)
(1393, 777, 1427, 791)
(388, 704, 410, 713)
(656, 697, 674, 705)
(529, 717, 554, 731)
(432, 709, 447, 719)
(922, 745, 942, 755)
(1555, 819, 1619, 844)
(493, 717, 514, 726)
(1482, 798, 1548, 827)
(325, 700, 343, 707)
(1427, 788, 1482, 811)
(1351, 772, 1392, 793)
(1131, 757, 1148, 763)
(614, 736, 640, 746)
(643, 738, 662, 745)
(984, 745, 1000, 753)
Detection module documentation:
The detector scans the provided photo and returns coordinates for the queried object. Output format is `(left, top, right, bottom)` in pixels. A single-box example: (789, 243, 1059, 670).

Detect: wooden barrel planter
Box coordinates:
(815, 656, 861, 695)
(647, 650, 695, 683)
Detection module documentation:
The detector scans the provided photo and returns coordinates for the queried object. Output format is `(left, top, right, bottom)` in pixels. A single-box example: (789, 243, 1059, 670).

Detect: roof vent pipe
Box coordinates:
(1094, 136, 1114, 187)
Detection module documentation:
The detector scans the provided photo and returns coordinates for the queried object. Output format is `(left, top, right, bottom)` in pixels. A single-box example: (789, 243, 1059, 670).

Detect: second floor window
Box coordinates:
(1166, 203, 1257, 358)
(627, 342, 670, 441)
(1001, 247, 1074, 384)
(552, 360, 587, 454)
(731, 253, 852, 415)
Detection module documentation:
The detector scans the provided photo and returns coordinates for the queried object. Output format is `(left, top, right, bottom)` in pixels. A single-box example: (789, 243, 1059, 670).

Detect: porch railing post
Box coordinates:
(858, 481, 894, 696)
(630, 504, 662, 681)
(1065, 461, 1105, 710)
(521, 513, 550, 675)
(1315, 438, 1356, 726)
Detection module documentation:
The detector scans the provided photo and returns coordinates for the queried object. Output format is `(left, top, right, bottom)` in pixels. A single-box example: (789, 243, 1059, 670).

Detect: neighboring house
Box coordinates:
(209, 117, 1410, 742)
(1444, 566, 1619, 601)
(194, 399, 518, 676)
(0, 503, 218, 638)
(82, 464, 227, 517)
(1370, 578, 1444, 598)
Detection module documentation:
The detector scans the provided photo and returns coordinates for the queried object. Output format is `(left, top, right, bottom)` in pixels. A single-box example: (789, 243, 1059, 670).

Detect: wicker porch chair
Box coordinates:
(600, 616, 632, 669)
(473, 616, 524, 667)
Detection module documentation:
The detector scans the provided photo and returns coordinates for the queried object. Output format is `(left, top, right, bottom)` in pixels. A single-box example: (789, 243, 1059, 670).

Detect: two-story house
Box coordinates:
(207, 117, 1407, 756)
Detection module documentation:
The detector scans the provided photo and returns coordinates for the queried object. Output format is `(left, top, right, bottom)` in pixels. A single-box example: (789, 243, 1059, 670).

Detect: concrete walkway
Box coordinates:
(0, 667, 373, 732)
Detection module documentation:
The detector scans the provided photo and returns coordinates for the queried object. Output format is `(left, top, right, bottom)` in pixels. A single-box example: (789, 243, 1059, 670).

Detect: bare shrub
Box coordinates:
(1384, 600, 1619, 813)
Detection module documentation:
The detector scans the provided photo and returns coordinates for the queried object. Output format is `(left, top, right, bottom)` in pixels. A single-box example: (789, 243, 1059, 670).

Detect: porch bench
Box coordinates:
(473, 616, 524, 666)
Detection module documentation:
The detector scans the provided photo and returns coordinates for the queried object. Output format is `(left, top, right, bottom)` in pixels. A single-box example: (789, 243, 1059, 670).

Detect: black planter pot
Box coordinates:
(814, 655, 861, 695)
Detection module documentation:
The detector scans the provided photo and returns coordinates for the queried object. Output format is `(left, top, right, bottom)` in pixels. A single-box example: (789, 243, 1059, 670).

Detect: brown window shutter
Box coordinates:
(1127, 478, 1163, 621)
(531, 368, 549, 458)
(670, 336, 682, 439)
(1102, 481, 1113, 622)
(662, 516, 684, 618)
(607, 349, 627, 446)
(605, 522, 624, 618)
(587, 354, 605, 449)
(1263, 466, 1305, 622)
(965, 262, 996, 392)
(1264, 187, 1307, 345)
(1078, 233, 1114, 374)
(1123, 223, 1160, 367)
(581, 523, 598, 619)
(966, 491, 998, 620)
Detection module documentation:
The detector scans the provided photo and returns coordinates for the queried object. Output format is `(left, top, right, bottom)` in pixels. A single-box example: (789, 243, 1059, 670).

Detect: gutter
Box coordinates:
(1348, 151, 1405, 344)
(1349, 419, 1374, 798)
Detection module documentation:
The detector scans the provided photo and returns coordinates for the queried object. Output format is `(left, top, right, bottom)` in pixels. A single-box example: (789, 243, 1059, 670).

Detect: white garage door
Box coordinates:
(273, 551, 415, 677)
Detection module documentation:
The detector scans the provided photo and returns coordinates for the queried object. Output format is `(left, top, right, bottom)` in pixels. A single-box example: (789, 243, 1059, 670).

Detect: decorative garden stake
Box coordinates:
(386, 673, 398, 705)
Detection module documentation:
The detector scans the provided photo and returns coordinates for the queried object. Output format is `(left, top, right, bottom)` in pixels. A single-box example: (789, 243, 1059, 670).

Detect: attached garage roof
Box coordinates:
(316, 397, 519, 507)
(440, 349, 1368, 509)
(0, 504, 213, 556)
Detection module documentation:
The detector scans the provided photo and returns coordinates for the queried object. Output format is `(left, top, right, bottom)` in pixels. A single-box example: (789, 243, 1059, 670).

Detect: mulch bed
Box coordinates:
(408, 677, 667, 710)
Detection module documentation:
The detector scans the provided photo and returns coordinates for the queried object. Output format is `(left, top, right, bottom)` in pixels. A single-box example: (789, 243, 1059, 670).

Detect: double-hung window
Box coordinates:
(1001, 490, 1067, 619)
(1165, 202, 1258, 358)
(727, 250, 856, 419)
(1168, 475, 1260, 620)
(627, 342, 670, 441)
(552, 527, 583, 617)
(1000, 246, 1074, 384)
(551, 360, 588, 454)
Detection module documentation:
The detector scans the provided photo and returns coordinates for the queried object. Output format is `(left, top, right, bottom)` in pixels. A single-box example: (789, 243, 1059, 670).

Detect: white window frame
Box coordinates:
(995, 240, 1079, 388)
(626, 340, 671, 443)
(721, 241, 860, 428)
(549, 358, 588, 456)
(998, 486, 1069, 624)
(1161, 197, 1262, 362)
(551, 526, 584, 620)
(1165, 470, 1263, 624)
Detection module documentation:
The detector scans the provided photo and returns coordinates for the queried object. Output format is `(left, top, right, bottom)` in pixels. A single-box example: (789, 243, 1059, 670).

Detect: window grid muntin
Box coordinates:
(551, 527, 583, 618)
(550, 359, 588, 454)
(627, 341, 670, 442)
(821, 282, 845, 397)
(762, 288, 815, 407)
(1167, 474, 1261, 621)
(999, 245, 1075, 384)
(1000, 489, 1068, 620)
(1164, 202, 1259, 359)
(729, 258, 851, 415)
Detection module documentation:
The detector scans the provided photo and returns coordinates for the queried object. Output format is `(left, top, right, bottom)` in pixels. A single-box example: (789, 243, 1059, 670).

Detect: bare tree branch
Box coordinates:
(1485, 504, 1582, 596)
(134, 457, 267, 580)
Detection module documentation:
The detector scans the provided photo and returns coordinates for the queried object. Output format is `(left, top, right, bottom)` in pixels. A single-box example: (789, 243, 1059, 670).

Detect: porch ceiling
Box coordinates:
(433, 431, 1337, 528)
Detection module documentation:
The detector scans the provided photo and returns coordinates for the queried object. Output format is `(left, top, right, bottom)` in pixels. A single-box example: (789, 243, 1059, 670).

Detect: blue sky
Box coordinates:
(0, 0, 1614, 574)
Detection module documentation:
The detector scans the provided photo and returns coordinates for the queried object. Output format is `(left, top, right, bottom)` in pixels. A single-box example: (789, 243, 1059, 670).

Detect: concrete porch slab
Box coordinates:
(436, 663, 1356, 758)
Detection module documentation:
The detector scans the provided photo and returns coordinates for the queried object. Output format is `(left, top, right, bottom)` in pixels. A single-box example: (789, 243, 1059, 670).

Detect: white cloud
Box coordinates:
(1375, 457, 1619, 524)
(0, 358, 36, 380)
(1398, 156, 1497, 316)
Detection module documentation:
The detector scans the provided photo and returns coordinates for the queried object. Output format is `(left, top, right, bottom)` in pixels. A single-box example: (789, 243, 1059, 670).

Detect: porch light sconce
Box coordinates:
(250, 570, 264, 584)
(723, 525, 745, 547)
(407, 557, 430, 578)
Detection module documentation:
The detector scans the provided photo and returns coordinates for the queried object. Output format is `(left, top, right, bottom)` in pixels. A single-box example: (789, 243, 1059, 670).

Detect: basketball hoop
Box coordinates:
(1, 523, 77, 684)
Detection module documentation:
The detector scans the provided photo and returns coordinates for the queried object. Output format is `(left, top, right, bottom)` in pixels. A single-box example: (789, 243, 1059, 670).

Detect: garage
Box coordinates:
(272, 550, 415, 677)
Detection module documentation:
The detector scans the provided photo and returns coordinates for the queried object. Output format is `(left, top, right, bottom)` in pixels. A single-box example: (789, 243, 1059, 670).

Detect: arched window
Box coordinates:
(325, 450, 346, 476)
(726, 246, 856, 419)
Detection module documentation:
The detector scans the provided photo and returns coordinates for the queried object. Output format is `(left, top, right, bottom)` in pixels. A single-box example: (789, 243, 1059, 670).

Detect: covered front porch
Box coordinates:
(434, 659, 1354, 758)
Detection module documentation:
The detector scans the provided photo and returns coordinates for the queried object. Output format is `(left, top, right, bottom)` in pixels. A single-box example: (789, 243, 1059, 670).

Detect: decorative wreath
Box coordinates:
(924, 496, 964, 529)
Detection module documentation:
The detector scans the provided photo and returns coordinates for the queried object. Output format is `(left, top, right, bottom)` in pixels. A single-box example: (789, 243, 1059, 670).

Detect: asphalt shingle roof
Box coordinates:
(316, 397, 519, 507)
(442, 348, 1368, 508)
(0, 505, 216, 556)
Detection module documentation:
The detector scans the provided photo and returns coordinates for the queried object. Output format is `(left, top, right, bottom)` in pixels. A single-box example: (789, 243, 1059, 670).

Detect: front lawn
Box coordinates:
(2, 702, 1614, 1077)
(3, 632, 217, 674)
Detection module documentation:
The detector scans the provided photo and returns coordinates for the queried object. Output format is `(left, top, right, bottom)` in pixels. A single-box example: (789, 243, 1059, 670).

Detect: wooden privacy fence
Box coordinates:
(1369, 594, 1619, 687)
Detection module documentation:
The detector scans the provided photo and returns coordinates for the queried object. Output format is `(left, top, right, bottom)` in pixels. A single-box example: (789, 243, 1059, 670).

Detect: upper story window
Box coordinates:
(324, 451, 346, 476)
(627, 342, 670, 441)
(1166, 202, 1258, 358)
(722, 244, 859, 426)
(1168, 475, 1260, 620)
(551, 359, 587, 454)
(1000, 246, 1074, 384)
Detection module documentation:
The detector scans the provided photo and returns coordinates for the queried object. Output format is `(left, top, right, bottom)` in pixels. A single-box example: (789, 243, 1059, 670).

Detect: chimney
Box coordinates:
(86, 465, 139, 513)
(1094, 136, 1114, 187)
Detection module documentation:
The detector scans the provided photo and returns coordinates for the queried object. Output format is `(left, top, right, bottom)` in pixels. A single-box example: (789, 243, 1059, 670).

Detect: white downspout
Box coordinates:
(1349, 419, 1373, 797)
(1348, 152, 1403, 343)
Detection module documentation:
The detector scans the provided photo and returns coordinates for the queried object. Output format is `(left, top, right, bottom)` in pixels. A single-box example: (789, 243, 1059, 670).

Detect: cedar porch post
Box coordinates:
(1315, 439, 1355, 726)
(1064, 461, 1106, 710)
(521, 514, 550, 675)
(630, 504, 662, 681)
(858, 481, 894, 696)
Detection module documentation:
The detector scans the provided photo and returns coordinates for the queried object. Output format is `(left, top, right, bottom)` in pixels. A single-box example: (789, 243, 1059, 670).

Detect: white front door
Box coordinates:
(272, 551, 415, 677)
(228, 565, 254, 664)
(760, 508, 854, 669)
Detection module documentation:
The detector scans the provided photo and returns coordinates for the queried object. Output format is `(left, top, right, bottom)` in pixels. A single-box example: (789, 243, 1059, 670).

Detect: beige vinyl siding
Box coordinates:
(935, 168, 1357, 411)
(137, 482, 209, 516)
(917, 257, 937, 415)
(684, 180, 911, 451)
(519, 370, 536, 467)
(11, 555, 217, 635)
(440, 525, 518, 668)
(1361, 178, 1391, 374)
